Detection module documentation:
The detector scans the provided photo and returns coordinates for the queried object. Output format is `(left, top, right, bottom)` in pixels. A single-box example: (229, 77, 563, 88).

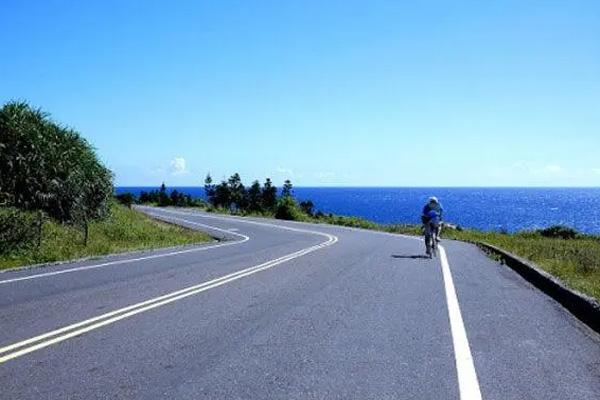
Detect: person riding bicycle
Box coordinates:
(421, 196, 443, 242)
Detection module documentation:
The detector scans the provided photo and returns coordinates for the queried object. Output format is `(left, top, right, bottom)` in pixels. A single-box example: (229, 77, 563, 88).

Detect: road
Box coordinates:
(1, 206, 599, 399)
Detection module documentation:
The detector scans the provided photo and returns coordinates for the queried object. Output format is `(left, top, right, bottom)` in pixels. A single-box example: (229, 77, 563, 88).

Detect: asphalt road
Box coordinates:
(1, 206, 599, 399)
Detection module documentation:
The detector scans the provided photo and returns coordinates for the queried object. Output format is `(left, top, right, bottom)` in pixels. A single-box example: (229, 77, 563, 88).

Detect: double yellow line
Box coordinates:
(0, 230, 337, 364)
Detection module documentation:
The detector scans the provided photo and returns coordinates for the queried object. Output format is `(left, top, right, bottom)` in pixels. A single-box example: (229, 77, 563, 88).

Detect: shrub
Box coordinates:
(0, 207, 40, 254)
(0, 101, 113, 222)
(275, 196, 306, 221)
(299, 200, 315, 216)
(115, 193, 136, 208)
(538, 225, 580, 240)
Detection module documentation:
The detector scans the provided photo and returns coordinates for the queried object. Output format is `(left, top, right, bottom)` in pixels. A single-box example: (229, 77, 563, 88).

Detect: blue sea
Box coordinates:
(116, 187, 600, 234)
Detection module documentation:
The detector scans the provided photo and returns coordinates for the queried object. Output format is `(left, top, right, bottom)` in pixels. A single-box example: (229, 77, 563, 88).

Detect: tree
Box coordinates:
(158, 183, 170, 207)
(275, 196, 303, 220)
(0, 101, 113, 222)
(204, 173, 216, 205)
(170, 189, 182, 206)
(213, 181, 231, 208)
(261, 178, 277, 210)
(299, 200, 314, 216)
(246, 180, 262, 212)
(227, 173, 246, 210)
(282, 179, 293, 198)
(115, 192, 135, 208)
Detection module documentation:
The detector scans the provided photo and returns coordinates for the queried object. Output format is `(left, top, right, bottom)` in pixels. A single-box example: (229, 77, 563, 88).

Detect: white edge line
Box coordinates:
(145, 208, 483, 400)
(439, 246, 483, 400)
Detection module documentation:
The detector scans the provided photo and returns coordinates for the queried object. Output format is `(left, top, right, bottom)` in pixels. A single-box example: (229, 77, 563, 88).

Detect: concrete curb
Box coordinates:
(476, 241, 600, 334)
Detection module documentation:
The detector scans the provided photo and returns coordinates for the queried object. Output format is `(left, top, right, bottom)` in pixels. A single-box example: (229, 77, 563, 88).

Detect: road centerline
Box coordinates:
(0, 215, 338, 364)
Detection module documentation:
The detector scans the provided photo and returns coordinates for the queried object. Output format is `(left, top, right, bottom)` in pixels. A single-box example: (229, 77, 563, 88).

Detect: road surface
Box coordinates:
(1, 206, 599, 399)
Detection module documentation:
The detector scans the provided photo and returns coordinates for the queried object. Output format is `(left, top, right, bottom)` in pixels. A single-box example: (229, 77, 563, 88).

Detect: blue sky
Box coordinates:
(1, 1, 599, 187)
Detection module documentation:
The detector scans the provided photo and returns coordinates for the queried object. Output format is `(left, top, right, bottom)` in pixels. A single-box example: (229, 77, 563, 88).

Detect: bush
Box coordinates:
(275, 196, 306, 221)
(299, 200, 315, 216)
(538, 225, 580, 240)
(0, 207, 40, 254)
(115, 193, 136, 208)
(0, 101, 113, 222)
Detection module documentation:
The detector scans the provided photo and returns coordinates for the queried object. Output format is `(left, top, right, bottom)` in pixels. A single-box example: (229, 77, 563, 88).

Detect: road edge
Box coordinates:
(476, 242, 600, 335)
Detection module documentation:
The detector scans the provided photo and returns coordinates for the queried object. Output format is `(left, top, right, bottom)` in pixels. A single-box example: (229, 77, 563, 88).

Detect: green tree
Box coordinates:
(158, 183, 170, 207)
(275, 196, 304, 220)
(115, 192, 135, 208)
(170, 189, 182, 206)
(261, 178, 277, 210)
(299, 200, 314, 216)
(213, 181, 231, 208)
(282, 179, 293, 198)
(246, 180, 262, 212)
(227, 173, 246, 210)
(204, 173, 216, 205)
(0, 101, 113, 222)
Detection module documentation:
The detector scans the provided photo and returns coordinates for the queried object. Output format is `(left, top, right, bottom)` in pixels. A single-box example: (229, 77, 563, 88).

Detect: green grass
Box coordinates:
(0, 203, 212, 270)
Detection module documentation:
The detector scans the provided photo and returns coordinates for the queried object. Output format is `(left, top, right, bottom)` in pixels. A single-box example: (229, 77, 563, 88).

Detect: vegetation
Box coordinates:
(135, 183, 203, 207)
(0, 202, 212, 270)
(0, 207, 41, 254)
(0, 101, 211, 268)
(202, 173, 282, 213)
(0, 101, 113, 225)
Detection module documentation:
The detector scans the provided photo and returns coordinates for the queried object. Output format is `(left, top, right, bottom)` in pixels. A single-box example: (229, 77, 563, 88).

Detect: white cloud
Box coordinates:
(169, 157, 188, 175)
(592, 168, 600, 175)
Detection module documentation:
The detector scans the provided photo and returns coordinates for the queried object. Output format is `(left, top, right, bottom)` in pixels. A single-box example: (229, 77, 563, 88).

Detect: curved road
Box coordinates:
(1, 207, 599, 399)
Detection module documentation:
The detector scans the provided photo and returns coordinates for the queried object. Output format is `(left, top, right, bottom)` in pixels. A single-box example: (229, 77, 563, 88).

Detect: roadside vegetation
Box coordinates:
(124, 176, 600, 301)
(0, 101, 211, 270)
(0, 202, 212, 269)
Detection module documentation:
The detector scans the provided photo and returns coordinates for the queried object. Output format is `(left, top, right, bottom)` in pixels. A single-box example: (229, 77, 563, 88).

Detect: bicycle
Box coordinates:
(424, 221, 440, 258)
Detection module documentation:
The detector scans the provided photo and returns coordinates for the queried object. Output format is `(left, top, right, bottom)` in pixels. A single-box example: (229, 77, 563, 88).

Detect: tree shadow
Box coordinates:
(391, 254, 430, 259)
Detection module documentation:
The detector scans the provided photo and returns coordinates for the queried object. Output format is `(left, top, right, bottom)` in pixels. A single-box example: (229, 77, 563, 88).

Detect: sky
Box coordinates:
(1, 0, 599, 187)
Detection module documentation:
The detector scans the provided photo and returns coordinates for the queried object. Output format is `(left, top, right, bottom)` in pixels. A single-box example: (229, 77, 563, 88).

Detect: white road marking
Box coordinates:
(439, 246, 483, 400)
(149, 210, 481, 400)
(148, 208, 483, 399)
(144, 210, 483, 399)
(3, 205, 482, 400)
(0, 216, 337, 364)
(0, 219, 249, 285)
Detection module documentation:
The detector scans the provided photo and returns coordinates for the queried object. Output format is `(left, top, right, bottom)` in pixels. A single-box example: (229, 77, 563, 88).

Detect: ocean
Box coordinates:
(116, 187, 600, 234)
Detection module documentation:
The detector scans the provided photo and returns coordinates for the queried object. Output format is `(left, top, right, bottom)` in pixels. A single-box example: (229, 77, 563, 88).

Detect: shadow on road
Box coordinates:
(391, 254, 430, 260)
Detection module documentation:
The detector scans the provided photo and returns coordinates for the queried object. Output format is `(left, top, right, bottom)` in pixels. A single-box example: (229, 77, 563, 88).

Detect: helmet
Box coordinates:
(428, 196, 438, 203)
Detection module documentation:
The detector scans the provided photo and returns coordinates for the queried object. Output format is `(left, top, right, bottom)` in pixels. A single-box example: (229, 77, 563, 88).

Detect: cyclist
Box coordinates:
(421, 197, 443, 257)
(422, 197, 443, 235)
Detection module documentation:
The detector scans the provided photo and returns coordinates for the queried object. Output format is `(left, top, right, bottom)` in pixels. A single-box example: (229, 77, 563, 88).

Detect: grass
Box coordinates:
(0, 203, 212, 270)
